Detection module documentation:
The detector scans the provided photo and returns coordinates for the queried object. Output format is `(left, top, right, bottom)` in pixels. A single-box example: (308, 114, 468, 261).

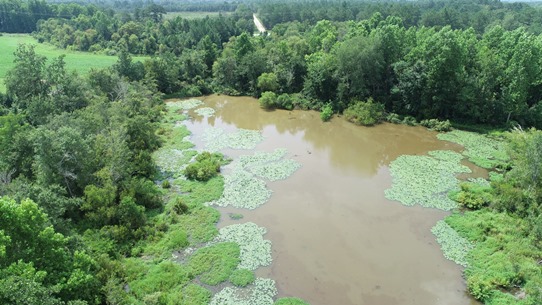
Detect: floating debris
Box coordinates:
(431, 220, 474, 267)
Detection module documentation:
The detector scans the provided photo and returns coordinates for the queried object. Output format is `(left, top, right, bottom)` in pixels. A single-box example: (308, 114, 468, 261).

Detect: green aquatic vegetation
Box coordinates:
(451, 180, 493, 210)
(228, 213, 244, 220)
(229, 269, 255, 287)
(154, 148, 197, 177)
(202, 127, 264, 151)
(176, 176, 225, 207)
(163, 284, 212, 305)
(212, 166, 272, 209)
(194, 107, 216, 117)
(275, 298, 311, 305)
(428, 150, 465, 163)
(128, 260, 191, 299)
(212, 149, 300, 208)
(431, 220, 473, 267)
(167, 98, 204, 111)
(215, 222, 272, 270)
(249, 159, 302, 181)
(143, 228, 189, 257)
(446, 210, 542, 304)
(385, 150, 471, 210)
(210, 278, 277, 305)
(238, 148, 287, 168)
(437, 130, 509, 168)
(174, 177, 224, 243)
(187, 242, 240, 286)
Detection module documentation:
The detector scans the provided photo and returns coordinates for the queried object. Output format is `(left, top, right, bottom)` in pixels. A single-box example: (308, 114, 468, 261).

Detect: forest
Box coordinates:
(0, 0, 541, 304)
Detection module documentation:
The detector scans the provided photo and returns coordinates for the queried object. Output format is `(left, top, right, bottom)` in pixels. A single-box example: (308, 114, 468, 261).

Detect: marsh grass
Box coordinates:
(229, 269, 255, 287)
(446, 210, 542, 304)
(275, 298, 311, 305)
(187, 242, 241, 286)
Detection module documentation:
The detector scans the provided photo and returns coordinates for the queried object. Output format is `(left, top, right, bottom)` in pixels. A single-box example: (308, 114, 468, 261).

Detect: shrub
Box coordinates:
(276, 93, 294, 110)
(402, 115, 417, 126)
(229, 269, 255, 287)
(343, 98, 384, 126)
(259, 91, 278, 109)
(386, 113, 402, 124)
(420, 118, 453, 132)
(184, 152, 223, 181)
(172, 198, 189, 215)
(290, 93, 312, 110)
(320, 104, 333, 122)
(453, 182, 492, 210)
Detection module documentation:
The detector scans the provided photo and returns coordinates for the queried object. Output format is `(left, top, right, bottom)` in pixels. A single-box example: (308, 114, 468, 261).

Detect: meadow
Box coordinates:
(0, 33, 146, 92)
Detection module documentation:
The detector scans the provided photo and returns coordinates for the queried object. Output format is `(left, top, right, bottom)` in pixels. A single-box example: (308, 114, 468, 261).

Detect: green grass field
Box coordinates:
(0, 33, 146, 92)
(164, 11, 232, 20)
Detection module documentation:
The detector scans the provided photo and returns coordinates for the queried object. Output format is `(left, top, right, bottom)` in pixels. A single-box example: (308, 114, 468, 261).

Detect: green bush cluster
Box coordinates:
(343, 99, 384, 126)
(184, 152, 223, 181)
(320, 104, 333, 122)
(259, 92, 296, 110)
(451, 182, 493, 210)
(420, 118, 452, 132)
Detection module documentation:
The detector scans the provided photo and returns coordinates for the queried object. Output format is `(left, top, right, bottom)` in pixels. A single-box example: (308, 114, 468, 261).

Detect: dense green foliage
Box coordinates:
(2, 1, 542, 304)
(343, 99, 384, 126)
(442, 128, 542, 305)
(184, 151, 224, 181)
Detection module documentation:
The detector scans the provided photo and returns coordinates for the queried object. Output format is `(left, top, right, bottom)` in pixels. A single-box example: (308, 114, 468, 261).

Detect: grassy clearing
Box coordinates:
(0, 33, 146, 92)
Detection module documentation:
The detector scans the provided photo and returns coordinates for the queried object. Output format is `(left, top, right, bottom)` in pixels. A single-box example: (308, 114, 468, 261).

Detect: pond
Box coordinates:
(183, 95, 481, 305)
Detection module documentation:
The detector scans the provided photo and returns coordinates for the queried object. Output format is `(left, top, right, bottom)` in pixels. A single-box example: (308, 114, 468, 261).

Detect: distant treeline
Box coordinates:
(25, 0, 542, 128)
(256, 0, 542, 34)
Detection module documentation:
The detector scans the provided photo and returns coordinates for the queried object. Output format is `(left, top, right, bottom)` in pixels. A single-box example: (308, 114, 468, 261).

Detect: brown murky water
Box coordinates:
(184, 95, 481, 305)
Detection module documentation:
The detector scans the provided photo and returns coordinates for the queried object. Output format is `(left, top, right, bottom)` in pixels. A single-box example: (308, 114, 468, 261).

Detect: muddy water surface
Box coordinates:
(184, 95, 480, 305)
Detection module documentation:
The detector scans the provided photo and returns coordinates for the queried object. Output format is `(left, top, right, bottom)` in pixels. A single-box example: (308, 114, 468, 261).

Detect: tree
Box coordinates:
(0, 197, 100, 304)
(257, 72, 279, 93)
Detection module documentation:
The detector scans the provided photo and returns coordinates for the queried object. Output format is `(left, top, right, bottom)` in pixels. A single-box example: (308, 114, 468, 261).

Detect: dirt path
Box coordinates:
(253, 14, 266, 33)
